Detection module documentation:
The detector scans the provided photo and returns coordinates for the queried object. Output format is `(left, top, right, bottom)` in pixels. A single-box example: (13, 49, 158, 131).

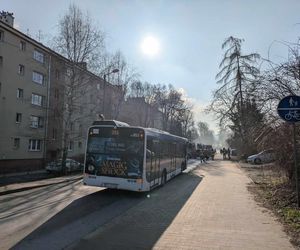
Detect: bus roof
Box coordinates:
(90, 120, 188, 142)
(92, 120, 130, 127)
(144, 127, 188, 142)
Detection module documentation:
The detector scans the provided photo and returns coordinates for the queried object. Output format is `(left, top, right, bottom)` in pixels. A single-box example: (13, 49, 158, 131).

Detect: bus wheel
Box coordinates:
(161, 171, 167, 186)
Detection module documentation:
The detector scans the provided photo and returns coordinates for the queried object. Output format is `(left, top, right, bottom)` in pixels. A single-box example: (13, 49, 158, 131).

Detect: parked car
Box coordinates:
(247, 150, 275, 164)
(46, 158, 83, 173)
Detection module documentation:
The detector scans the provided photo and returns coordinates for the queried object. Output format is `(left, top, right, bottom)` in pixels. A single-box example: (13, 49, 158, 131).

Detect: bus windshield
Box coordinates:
(86, 127, 144, 178)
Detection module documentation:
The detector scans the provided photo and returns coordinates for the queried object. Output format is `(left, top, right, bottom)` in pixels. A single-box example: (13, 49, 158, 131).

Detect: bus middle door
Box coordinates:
(152, 140, 160, 186)
(170, 142, 176, 173)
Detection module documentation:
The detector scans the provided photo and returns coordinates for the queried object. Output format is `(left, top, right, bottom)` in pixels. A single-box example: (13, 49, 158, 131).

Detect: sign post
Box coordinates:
(277, 95, 300, 207)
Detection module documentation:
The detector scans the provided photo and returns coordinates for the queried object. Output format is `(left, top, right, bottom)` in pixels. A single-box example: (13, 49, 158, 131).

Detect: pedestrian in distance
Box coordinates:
(200, 150, 206, 163)
(222, 147, 227, 160)
(227, 148, 231, 160)
(211, 148, 215, 160)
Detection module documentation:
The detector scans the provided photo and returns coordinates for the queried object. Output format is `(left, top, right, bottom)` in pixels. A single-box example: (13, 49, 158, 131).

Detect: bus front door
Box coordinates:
(151, 140, 160, 187)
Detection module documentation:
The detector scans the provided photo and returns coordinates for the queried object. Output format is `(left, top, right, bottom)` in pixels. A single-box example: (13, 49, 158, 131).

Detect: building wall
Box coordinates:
(0, 19, 164, 173)
(0, 21, 49, 172)
(119, 97, 163, 129)
(44, 56, 65, 161)
(45, 61, 108, 163)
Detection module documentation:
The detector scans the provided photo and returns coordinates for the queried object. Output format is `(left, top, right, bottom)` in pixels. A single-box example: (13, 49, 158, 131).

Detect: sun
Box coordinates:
(140, 36, 160, 57)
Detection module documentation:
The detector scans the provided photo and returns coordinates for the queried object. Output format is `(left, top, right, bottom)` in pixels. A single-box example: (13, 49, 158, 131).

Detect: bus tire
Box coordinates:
(161, 170, 167, 186)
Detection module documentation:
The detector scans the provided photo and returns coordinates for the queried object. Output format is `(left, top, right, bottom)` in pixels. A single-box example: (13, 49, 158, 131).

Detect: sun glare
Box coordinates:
(140, 36, 160, 57)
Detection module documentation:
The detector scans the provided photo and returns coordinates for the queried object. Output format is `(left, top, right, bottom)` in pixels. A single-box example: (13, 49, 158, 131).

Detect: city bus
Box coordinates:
(83, 120, 188, 192)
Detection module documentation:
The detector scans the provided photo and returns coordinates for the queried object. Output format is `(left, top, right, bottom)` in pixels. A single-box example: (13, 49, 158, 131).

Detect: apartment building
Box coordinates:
(0, 12, 119, 173)
(0, 12, 50, 172)
(0, 12, 167, 174)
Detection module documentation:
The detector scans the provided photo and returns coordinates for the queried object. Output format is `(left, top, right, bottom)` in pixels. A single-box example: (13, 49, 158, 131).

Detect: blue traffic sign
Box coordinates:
(277, 95, 300, 122)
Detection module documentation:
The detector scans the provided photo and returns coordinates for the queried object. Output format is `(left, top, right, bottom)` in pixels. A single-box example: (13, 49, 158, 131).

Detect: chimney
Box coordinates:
(0, 11, 14, 27)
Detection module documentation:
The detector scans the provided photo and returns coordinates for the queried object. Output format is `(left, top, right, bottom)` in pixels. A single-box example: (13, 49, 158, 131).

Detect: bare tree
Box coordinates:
(99, 50, 140, 119)
(197, 121, 215, 145)
(127, 82, 163, 127)
(51, 4, 106, 173)
(54, 4, 105, 72)
(215, 36, 260, 111)
(257, 41, 300, 118)
(210, 36, 261, 154)
(180, 108, 194, 138)
(254, 41, 300, 180)
(155, 85, 190, 135)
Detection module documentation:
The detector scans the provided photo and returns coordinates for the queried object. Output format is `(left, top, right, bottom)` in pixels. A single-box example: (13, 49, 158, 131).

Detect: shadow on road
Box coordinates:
(72, 171, 203, 250)
(13, 171, 203, 250)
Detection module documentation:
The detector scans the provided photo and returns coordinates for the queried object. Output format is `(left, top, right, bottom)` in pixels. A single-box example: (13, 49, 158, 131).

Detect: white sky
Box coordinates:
(2, 0, 300, 133)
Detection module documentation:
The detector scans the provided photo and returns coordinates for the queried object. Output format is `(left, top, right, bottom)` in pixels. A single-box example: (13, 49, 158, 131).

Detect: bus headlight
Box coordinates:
(88, 164, 95, 172)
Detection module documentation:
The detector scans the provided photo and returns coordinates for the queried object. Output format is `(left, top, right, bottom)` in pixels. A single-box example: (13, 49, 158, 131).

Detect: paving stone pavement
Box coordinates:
(71, 160, 294, 250)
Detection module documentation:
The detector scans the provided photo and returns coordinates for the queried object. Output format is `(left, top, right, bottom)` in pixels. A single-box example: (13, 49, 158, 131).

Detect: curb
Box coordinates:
(0, 176, 82, 196)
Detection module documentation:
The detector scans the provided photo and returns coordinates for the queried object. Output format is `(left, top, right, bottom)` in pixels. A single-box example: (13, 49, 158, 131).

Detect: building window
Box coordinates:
(14, 138, 20, 148)
(33, 50, 44, 63)
(0, 30, 4, 41)
(78, 141, 82, 148)
(55, 70, 60, 80)
(54, 88, 59, 99)
(18, 64, 25, 75)
(30, 115, 44, 128)
(17, 88, 24, 99)
(52, 128, 57, 139)
(0, 56, 3, 66)
(0, 82, 1, 95)
(16, 113, 22, 123)
(69, 122, 74, 131)
(32, 71, 44, 85)
(79, 124, 83, 136)
(68, 141, 74, 151)
(13, 138, 20, 149)
(31, 93, 44, 106)
(66, 68, 72, 77)
(20, 41, 26, 51)
(28, 139, 42, 151)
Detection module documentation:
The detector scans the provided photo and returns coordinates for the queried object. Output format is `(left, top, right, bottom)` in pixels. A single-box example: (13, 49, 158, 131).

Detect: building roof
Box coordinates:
(0, 19, 109, 84)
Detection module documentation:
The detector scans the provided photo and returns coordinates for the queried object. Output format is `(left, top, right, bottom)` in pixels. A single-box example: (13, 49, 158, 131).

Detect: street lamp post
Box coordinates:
(102, 69, 119, 118)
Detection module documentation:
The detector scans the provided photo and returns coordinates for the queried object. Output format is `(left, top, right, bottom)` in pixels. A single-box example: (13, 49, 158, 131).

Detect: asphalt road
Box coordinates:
(0, 160, 200, 250)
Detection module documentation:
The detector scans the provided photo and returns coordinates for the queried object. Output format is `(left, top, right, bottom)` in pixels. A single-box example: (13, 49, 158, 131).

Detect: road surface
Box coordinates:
(0, 160, 294, 249)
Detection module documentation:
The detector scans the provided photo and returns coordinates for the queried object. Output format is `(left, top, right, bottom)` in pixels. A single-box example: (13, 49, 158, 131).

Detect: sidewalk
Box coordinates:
(0, 169, 49, 186)
(71, 160, 294, 250)
(0, 172, 82, 195)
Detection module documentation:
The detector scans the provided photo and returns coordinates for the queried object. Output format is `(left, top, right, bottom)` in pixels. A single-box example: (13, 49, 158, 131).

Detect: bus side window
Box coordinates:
(153, 140, 160, 157)
(146, 138, 153, 182)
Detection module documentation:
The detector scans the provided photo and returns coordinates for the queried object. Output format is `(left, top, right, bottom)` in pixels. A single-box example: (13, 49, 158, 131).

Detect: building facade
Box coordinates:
(0, 13, 119, 173)
(0, 12, 166, 174)
(0, 13, 50, 172)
